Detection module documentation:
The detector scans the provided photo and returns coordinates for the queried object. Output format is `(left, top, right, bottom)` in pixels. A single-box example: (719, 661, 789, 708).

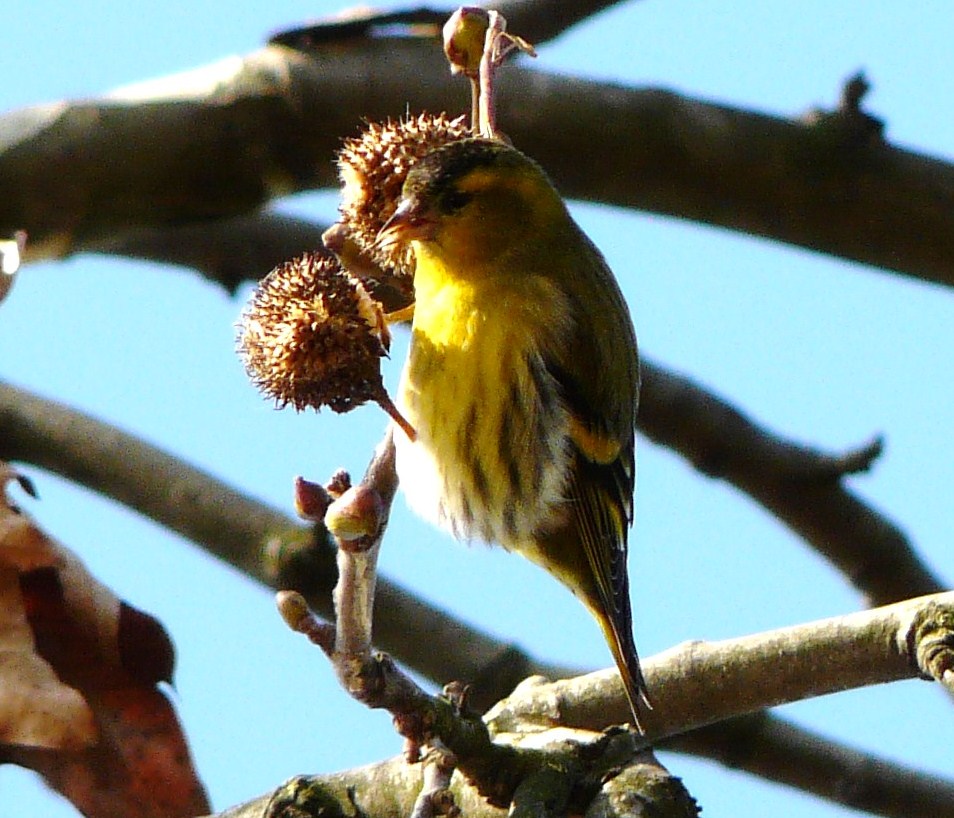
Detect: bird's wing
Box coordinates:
(544, 233, 639, 525)
(561, 395, 637, 644)
(540, 235, 646, 717)
(564, 398, 648, 719)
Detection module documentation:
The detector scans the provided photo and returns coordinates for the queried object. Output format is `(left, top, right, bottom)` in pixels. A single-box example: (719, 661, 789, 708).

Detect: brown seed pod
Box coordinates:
(238, 252, 413, 434)
(336, 113, 470, 275)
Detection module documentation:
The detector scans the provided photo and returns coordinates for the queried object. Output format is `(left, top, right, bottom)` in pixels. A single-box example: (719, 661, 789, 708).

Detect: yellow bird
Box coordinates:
(378, 138, 648, 728)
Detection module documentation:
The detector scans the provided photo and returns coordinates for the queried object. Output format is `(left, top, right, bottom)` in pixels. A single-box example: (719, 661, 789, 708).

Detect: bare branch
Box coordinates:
(486, 591, 953, 736)
(664, 712, 954, 818)
(210, 715, 954, 818)
(323, 433, 397, 698)
(90, 211, 329, 294)
(490, 0, 632, 45)
(264, 591, 954, 818)
(279, 589, 695, 817)
(266, 1, 631, 53)
(639, 360, 947, 605)
(3, 41, 954, 289)
(212, 743, 693, 818)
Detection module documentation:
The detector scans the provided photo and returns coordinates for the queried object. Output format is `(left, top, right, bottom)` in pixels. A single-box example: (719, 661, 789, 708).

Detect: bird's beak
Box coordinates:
(377, 197, 436, 250)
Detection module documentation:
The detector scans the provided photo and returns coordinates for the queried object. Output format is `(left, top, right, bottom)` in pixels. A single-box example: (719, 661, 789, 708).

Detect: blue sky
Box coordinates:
(2, 2, 952, 815)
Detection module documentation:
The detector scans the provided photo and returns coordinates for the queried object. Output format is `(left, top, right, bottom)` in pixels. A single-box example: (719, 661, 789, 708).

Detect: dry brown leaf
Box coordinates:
(0, 467, 97, 750)
(0, 464, 210, 816)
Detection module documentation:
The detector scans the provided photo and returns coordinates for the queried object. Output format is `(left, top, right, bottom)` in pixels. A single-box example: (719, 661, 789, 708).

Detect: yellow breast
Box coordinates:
(394, 246, 573, 548)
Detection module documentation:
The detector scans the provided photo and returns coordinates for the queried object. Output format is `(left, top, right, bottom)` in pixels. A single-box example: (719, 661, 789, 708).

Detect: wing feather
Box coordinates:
(541, 232, 647, 720)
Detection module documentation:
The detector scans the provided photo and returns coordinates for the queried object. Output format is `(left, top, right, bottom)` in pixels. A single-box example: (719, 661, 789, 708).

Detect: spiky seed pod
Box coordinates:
(336, 113, 470, 275)
(238, 252, 392, 415)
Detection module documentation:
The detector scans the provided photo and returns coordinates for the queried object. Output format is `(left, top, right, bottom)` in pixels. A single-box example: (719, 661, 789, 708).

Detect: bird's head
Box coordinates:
(377, 138, 566, 275)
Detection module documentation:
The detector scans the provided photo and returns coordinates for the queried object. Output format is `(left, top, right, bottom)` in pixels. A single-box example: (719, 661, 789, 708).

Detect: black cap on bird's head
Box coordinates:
(403, 138, 517, 197)
(406, 138, 557, 208)
(377, 138, 558, 250)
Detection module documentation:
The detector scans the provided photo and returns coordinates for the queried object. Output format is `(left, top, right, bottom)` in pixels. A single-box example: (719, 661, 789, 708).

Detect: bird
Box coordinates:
(377, 137, 648, 728)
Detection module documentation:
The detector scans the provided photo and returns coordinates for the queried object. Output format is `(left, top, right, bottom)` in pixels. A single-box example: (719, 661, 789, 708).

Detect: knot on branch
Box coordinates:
(795, 435, 884, 482)
(264, 775, 351, 818)
(802, 70, 885, 148)
(908, 600, 954, 691)
(468, 726, 696, 817)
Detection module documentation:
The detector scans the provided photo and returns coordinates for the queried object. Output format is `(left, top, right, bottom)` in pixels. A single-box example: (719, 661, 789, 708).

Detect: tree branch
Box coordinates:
(486, 591, 953, 735)
(665, 712, 954, 818)
(285, 436, 690, 818)
(3, 37, 954, 288)
(639, 360, 947, 605)
(216, 591, 954, 818)
(279, 583, 699, 818)
(90, 211, 329, 294)
(208, 715, 954, 818)
(208, 748, 693, 818)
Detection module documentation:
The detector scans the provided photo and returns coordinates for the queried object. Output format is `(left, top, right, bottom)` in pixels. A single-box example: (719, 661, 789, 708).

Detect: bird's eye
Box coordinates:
(442, 189, 473, 214)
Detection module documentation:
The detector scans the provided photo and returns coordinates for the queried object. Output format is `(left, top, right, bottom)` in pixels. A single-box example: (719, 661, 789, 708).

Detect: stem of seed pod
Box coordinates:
(477, 11, 505, 138)
(442, 8, 489, 133)
(385, 303, 416, 325)
(476, 12, 537, 138)
(469, 76, 480, 135)
(377, 390, 417, 442)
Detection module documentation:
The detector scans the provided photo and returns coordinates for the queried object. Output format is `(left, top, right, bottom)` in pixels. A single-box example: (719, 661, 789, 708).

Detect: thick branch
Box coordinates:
(210, 746, 693, 818)
(486, 592, 954, 735)
(208, 720, 954, 818)
(229, 592, 954, 818)
(666, 712, 954, 818)
(639, 360, 947, 605)
(91, 211, 329, 294)
(2, 40, 954, 288)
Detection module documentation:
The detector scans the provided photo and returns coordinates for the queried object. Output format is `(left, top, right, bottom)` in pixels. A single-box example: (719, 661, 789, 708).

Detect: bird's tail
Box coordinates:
(596, 607, 652, 733)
